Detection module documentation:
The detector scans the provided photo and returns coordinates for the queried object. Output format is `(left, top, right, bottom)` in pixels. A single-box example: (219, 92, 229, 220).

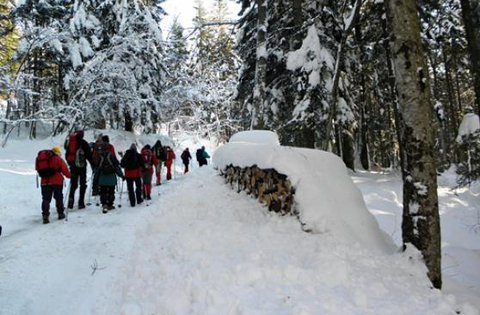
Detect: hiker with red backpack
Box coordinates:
(164, 146, 176, 180)
(140, 144, 158, 200)
(35, 146, 71, 224)
(120, 143, 145, 207)
(64, 129, 94, 209)
(152, 140, 165, 185)
(180, 148, 192, 174)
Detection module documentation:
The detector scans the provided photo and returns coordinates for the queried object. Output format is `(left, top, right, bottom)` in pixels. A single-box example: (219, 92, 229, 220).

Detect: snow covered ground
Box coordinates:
(0, 130, 479, 315)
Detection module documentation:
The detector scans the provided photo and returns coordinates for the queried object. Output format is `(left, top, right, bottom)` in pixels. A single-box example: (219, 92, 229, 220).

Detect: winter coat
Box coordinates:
(181, 149, 191, 165)
(92, 142, 117, 168)
(165, 148, 176, 167)
(152, 140, 165, 162)
(141, 147, 159, 176)
(98, 155, 123, 186)
(40, 155, 71, 186)
(121, 149, 145, 179)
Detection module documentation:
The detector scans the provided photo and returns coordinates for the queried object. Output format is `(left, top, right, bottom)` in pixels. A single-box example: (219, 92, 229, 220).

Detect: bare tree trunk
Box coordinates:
(460, 0, 480, 113)
(251, 0, 267, 130)
(386, 0, 442, 289)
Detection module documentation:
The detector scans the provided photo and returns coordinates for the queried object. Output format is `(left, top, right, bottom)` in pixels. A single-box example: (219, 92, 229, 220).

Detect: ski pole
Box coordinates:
(118, 178, 124, 208)
(64, 181, 72, 221)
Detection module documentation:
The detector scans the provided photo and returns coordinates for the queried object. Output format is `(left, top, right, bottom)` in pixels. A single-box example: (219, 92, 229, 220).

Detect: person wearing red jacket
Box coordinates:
(140, 145, 158, 200)
(120, 143, 145, 207)
(39, 146, 71, 224)
(164, 146, 176, 180)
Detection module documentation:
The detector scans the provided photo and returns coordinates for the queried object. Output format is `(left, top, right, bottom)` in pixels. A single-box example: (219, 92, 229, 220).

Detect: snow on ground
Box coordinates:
(0, 130, 479, 314)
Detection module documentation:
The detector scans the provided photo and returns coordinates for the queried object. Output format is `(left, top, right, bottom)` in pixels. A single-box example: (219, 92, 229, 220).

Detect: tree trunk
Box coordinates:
(460, 0, 480, 113)
(386, 0, 442, 289)
(251, 0, 267, 129)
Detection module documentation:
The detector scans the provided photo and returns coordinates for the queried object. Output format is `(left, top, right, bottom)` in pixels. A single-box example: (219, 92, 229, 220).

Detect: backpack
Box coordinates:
(75, 147, 86, 168)
(92, 143, 108, 167)
(196, 149, 203, 161)
(121, 150, 139, 170)
(35, 150, 57, 178)
(99, 151, 115, 174)
(64, 132, 78, 163)
(166, 148, 175, 161)
(141, 148, 153, 169)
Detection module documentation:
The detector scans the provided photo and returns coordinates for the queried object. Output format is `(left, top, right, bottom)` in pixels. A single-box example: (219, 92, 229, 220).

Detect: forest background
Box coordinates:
(1, 0, 480, 290)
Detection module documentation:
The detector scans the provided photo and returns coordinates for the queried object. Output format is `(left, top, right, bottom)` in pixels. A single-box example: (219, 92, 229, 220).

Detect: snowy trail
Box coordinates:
(1, 139, 478, 314)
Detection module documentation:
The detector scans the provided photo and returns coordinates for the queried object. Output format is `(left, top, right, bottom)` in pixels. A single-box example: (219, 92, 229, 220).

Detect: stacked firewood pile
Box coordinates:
(220, 165, 296, 215)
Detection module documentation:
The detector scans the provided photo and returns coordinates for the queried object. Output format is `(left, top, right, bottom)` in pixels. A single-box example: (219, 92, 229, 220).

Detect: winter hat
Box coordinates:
(52, 146, 62, 156)
(76, 130, 84, 139)
(102, 135, 110, 143)
(130, 143, 137, 150)
(144, 144, 151, 150)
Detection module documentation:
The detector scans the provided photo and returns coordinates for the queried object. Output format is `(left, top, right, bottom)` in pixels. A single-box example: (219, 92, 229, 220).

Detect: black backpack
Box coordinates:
(99, 151, 115, 174)
(196, 149, 203, 161)
(121, 150, 138, 170)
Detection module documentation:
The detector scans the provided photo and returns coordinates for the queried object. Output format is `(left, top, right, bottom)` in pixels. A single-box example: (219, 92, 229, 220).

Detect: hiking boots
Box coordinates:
(58, 213, 65, 220)
(146, 195, 151, 200)
(78, 202, 86, 209)
(107, 205, 115, 210)
(42, 216, 49, 224)
(67, 198, 74, 209)
(102, 205, 108, 214)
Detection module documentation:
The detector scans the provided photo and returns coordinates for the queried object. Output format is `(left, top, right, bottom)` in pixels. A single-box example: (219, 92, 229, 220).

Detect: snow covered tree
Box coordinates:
(386, 0, 442, 289)
(460, 0, 480, 113)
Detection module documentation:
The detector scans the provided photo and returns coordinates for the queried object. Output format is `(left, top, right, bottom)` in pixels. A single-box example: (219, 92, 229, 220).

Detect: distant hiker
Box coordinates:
(180, 148, 192, 174)
(120, 143, 145, 207)
(92, 135, 117, 196)
(196, 146, 210, 167)
(35, 146, 71, 224)
(152, 140, 166, 185)
(64, 129, 94, 209)
(96, 148, 124, 213)
(140, 144, 158, 200)
(164, 146, 176, 180)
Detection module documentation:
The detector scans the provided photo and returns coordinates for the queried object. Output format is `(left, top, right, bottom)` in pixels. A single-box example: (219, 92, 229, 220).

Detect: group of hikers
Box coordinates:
(35, 129, 210, 224)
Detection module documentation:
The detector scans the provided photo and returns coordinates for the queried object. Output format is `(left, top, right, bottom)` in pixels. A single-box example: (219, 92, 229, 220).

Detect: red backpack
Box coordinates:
(141, 148, 153, 169)
(35, 150, 57, 178)
(64, 132, 78, 163)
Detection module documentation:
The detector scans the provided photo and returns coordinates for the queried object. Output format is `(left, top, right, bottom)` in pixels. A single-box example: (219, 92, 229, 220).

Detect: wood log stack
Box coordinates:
(220, 164, 296, 215)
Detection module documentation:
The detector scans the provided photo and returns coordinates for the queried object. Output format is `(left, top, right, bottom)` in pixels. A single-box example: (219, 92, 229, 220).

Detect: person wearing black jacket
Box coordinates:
(120, 143, 145, 207)
(65, 130, 94, 209)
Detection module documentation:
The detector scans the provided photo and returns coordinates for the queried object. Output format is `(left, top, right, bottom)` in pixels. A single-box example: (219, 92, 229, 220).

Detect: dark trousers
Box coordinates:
(68, 164, 87, 207)
(183, 162, 189, 174)
(126, 178, 143, 206)
(41, 185, 65, 217)
(99, 185, 115, 207)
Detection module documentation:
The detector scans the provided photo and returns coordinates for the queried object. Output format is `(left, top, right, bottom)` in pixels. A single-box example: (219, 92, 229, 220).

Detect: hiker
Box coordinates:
(120, 143, 145, 207)
(140, 144, 158, 200)
(96, 148, 124, 213)
(92, 135, 117, 196)
(180, 148, 192, 174)
(35, 146, 71, 224)
(152, 140, 166, 185)
(196, 146, 210, 167)
(164, 146, 176, 180)
(64, 129, 94, 209)
(90, 134, 104, 196)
